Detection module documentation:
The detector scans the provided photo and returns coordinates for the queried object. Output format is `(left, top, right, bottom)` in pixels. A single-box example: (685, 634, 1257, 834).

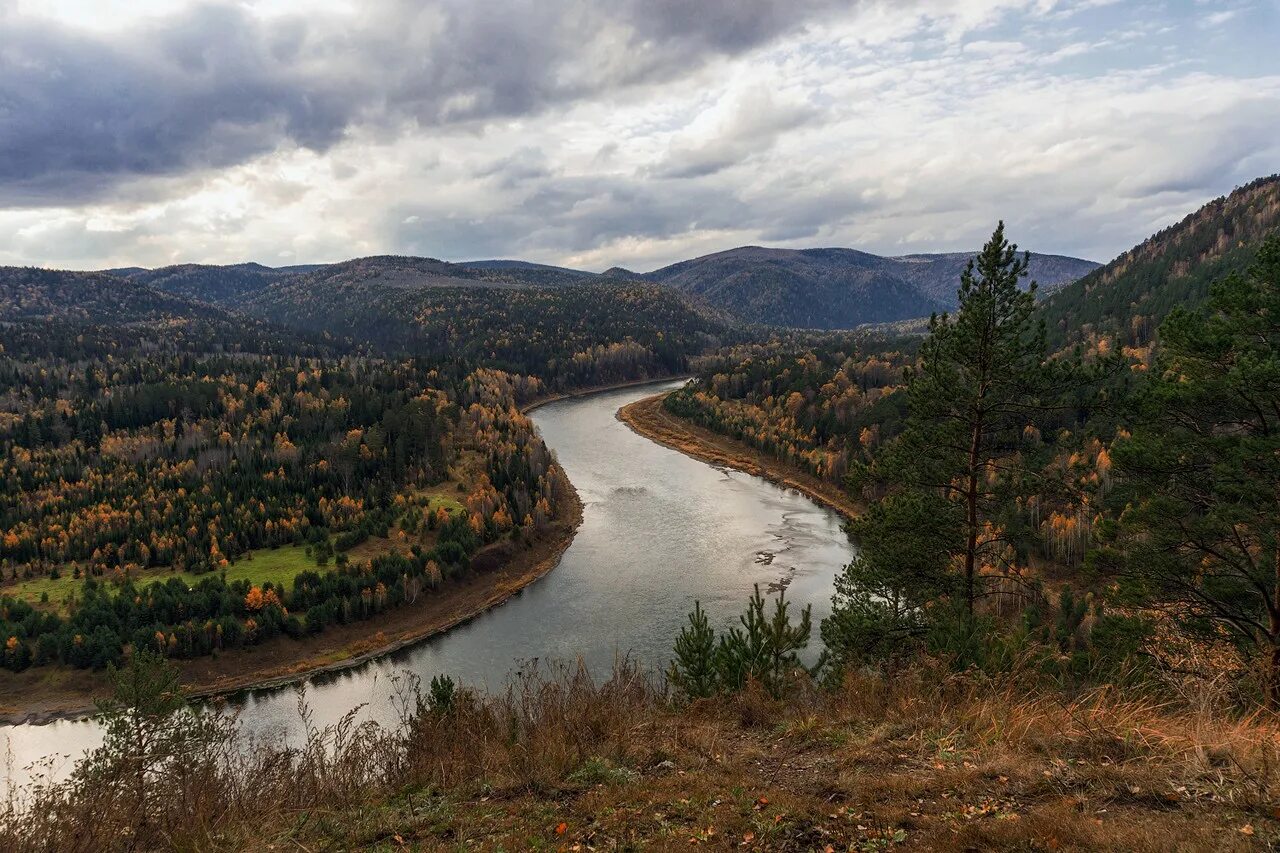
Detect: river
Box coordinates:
(1, 380, 856, 790)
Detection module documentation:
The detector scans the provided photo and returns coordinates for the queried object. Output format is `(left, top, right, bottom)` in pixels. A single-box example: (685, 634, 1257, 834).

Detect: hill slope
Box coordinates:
(893, 251, 1100, 304)
(1041, 174, 1280, 350)
(644, 246, 1097, 329)
(0, 266, 327, 357)
(112, 256, 609, 310)
(125, 262, 298, 306)
(244, 256, 733, 387)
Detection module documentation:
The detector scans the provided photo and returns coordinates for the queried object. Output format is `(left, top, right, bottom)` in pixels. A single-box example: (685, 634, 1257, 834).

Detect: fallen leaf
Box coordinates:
(1240, 824, 1255, 836)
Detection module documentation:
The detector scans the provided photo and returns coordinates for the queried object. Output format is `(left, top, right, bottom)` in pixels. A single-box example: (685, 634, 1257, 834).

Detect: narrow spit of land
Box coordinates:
(617, 391, 861, 521)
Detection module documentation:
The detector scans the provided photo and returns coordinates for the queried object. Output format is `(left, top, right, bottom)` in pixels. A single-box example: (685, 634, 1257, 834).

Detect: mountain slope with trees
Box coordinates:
(643, 245, 1098, 329)
(124, 262, 297, 306)
(245, 266, 735, 390)
(1040, 174, 1280, 354)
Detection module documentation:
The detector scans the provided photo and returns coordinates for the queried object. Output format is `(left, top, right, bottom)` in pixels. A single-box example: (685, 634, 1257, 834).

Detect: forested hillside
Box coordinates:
(247, 265, 734, 390)
(124, 262, 296, 306)
(0, 262, 603, 675)
(1041, 174, 1280, 356)
(666, 333, 915, 483)
(0, 309, 573, 670)
(0, 266, 329, 358)
(643, 245, 1097, 329)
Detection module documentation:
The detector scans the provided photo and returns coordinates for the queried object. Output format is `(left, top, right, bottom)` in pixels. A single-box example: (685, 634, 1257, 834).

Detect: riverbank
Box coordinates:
(618, 392, 861, 521)
(0, 464, 583, 727)
(522, 373, 689, 413)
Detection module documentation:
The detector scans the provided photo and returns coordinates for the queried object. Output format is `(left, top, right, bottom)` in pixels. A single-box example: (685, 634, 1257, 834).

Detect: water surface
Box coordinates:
(2, 380, 856, 787)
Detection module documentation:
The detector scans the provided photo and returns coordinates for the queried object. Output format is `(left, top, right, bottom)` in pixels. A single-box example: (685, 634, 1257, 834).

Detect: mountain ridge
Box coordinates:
(61, 242, 1101, 332)
(639, 245, 1100, 329)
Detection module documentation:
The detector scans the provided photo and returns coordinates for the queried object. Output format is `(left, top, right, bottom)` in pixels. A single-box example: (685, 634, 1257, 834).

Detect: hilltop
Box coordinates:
(641, 245, 1098, 329)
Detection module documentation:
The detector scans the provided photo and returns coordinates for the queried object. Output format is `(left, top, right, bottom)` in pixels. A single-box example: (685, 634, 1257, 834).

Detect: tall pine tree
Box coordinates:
(838, 222, 1053, 631)
(1105, 235, 1280, 704)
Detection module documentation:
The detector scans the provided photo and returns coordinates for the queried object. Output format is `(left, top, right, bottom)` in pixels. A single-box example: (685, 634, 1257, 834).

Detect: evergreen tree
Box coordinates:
(668, 587, 815, 700)
(668, 601, 718, 699)
(847, 222, 1050, 621)
(820, 491, 955, 666)
(1104, 236, 1280, 704)
(81, 650, 231, 838)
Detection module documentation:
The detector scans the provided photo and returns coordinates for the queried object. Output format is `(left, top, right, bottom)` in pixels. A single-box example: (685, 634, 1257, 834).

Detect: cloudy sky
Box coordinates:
(1, 0, 1277, 272)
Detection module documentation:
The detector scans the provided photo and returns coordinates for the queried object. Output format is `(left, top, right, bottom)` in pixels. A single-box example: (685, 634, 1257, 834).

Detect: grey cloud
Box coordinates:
(653, 91, 821, 179)
(389, 172, 751, 260)
(0, 5, 358, 204)
(0, 0, 854, 206)
(473, 148, 553, 189)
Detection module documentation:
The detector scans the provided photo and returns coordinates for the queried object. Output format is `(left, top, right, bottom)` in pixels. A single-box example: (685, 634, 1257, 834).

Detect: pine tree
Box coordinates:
(854, 222, 1050, 620)
(1105, 236, 1280, 704)
(668, 601, 718, 699)
(669, 587, 815, 700)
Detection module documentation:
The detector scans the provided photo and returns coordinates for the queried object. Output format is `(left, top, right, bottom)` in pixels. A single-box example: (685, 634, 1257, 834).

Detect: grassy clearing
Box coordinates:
(3, 544, 321, 612)
(2, 481, 473, 614)
(6, 660, 1278, 851)
(423, 493, 466, 515)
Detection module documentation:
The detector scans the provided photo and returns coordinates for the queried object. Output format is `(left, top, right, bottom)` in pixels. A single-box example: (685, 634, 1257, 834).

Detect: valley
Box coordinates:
(2, 176, 1279, 850)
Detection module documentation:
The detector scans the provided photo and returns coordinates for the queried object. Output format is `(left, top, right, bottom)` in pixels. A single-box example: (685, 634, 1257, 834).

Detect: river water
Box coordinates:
(1, 380, 856, 789)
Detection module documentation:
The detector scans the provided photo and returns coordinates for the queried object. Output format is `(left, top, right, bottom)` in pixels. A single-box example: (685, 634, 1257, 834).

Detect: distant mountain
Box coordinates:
(135, 255, 614, 310)
(463, 259, 597, 278)
(240, 257, 733, 380)
(125, 262, 297, 306)
(0, 267, 211, 324)
(1040, 174, 1280, 350)
(891, 251, 1100, 305)
(0, 266, 328, 356)
(249, 256, 497, 300)
(640, 246, 1098, 329)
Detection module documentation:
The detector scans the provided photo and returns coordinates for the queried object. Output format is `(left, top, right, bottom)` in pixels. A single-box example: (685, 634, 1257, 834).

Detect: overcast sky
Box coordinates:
(1, 0, 1277, 272)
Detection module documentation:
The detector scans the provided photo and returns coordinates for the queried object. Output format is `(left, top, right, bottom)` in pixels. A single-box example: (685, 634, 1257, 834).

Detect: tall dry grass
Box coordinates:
(2, 657, 1276, 851)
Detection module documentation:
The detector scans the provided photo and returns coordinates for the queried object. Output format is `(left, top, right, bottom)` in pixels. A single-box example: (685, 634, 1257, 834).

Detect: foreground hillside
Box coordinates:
(4, 657, 1275, 851)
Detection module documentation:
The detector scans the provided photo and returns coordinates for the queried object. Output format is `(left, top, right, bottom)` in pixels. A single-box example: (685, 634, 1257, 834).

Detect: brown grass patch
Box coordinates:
(4, 659, 1277, 851)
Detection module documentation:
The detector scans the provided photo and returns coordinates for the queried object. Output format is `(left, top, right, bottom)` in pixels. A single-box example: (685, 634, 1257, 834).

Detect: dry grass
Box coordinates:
(3, 660, 1278, 851)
